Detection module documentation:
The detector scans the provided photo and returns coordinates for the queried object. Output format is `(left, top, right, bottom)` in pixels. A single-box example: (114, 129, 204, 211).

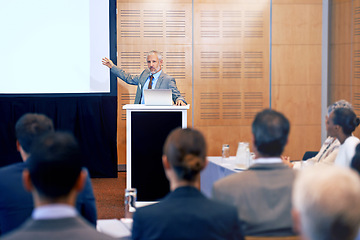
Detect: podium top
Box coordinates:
(122, 104, 190, 110)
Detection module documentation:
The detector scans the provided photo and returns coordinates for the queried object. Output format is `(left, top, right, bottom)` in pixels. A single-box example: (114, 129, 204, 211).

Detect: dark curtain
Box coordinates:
(0, 96, 117, 178)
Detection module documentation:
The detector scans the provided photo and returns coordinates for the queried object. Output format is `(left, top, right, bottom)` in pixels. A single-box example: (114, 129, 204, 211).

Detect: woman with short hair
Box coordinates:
(328, 108, 360, 167)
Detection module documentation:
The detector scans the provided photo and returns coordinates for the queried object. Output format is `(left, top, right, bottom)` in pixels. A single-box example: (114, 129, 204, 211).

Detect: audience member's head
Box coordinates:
(329, 108, 360, 137)
(292, 166, 360, 240)
(23, 131, 85, 204)
(163, 128, 207, 186)
(15, 113, 54, 160)
(351, 143, 360, 175)
(327, 100, 353, 117)
(252, 109, 290, 157)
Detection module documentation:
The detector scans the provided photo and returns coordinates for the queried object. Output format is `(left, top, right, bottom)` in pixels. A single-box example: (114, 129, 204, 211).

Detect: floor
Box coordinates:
(91, 172, 126, 219)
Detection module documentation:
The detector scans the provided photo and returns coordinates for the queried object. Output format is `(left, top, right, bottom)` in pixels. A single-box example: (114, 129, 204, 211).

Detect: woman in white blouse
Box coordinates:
(328, 107, 360, 167)
(283, 100, 353, 168)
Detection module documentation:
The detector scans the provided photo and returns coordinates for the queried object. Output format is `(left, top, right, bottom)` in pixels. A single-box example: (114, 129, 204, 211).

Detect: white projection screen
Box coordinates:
(0, 0, 111, 94)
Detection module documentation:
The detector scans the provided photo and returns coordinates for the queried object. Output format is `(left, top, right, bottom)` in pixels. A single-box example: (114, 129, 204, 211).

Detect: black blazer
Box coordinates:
(132, 186, 244, 240)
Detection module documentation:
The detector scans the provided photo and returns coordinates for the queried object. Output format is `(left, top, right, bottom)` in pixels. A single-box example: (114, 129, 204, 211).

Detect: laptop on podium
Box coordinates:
(144, 89, 173, 106)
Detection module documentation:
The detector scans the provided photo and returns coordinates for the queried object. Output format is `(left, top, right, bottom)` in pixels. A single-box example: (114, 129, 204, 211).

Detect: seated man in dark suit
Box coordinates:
(1, 132, 114, 240)
(132, 128, 244, 240)
(0, 113, 97, 236)
(212, 109, 296, 236)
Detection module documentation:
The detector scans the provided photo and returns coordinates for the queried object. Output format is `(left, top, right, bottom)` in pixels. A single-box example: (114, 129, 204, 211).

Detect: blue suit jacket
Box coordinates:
(132, 186, 244, 240)
(110, 66, 186, 104)
(0, 162, 97, 236)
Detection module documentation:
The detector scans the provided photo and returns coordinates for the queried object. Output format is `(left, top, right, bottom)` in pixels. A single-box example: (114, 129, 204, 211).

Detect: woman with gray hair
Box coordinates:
(284, 100, 353, 168)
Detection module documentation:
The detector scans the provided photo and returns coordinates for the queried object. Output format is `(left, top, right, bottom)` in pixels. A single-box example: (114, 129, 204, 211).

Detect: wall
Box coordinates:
(116, 0, 323, 165)
(331, 0, 360, 137)
(272, 0, 323, 159)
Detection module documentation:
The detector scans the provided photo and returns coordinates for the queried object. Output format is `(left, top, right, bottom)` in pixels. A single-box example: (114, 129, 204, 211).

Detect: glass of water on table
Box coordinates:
(222, 144, 230, 160)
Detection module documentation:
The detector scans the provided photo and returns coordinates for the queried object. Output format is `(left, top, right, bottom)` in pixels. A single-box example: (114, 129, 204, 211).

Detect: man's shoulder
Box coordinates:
(2, 217, 115, 240)
(215, 171, 250, 187)
(214, 165, 294, 189)
(0, 162, 25, 178)
(159, 70, 173, 80)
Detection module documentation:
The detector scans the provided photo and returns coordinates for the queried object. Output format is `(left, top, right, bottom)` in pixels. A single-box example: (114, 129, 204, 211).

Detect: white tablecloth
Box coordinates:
(97, 218, 132, 239)
(200, 156, 243, 198)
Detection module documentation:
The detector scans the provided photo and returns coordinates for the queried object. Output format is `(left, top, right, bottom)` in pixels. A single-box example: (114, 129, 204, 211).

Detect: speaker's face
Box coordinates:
(147, 54, 162, 74)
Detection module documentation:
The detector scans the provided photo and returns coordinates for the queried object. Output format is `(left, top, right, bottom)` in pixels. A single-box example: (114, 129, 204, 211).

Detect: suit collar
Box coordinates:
(155, 70, 165, 88)
(249, 162, 289, 171)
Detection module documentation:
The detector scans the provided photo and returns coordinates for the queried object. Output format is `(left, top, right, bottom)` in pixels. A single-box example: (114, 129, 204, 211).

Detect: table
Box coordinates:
(97, 219, 132, 239)
(200, 156, 244, 198)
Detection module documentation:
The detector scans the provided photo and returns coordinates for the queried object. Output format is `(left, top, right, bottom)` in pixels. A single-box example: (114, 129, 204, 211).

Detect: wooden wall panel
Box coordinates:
(273, 0, 321, 3)
(272, 4, 322, 45)
(272, 45, 321, 85)
(193, 2, 270, 46)
(197, 126, 252, 156)
(193, 1, 270, 152)
(282, 126, 322, 160)
(330, 0, 360, 124)
(117, 3, 192, 45)
(329, 86, 351, 105)
(354, 1, 360, 137)
(272, 1, 322, 160)
(331, 1, 352, 44)
(330, 44, 352, 86)
(272, 85, 322, 125)
(330, 1, 352, 104)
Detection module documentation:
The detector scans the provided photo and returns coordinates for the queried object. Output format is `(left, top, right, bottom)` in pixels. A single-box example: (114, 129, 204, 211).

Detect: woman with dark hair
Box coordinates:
(131, 128, 243, 240)
(327, 108, 360, 167)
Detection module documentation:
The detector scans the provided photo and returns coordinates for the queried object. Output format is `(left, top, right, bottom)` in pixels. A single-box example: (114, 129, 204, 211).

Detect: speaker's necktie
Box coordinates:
(148, 75, 154, 89)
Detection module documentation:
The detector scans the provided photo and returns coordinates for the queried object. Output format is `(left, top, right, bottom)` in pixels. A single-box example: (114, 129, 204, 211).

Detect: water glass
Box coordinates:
(222, 144, 230, 160)
(124, 188, 137, 218)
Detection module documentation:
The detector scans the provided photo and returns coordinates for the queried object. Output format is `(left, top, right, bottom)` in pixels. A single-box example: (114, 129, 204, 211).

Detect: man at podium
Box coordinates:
(102, 50, 186, 106)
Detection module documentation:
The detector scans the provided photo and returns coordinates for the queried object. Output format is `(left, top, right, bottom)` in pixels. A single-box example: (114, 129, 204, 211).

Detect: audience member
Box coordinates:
(328, 108, 360, 167)
(213, 109, 296, 236)
(292, 100, 352, 168)
(292, 166, 360, 240)
(0, 113, 97, 236)
(1, 132, 114, 240)
(132, 128, 244, 240)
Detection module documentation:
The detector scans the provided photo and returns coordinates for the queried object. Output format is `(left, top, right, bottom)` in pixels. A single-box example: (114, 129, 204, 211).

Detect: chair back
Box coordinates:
(302, 151, 318, 160)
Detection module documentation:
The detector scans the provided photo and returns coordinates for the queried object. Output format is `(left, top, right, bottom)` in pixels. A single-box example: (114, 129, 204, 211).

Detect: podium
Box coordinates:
(123, 104, 190, 203)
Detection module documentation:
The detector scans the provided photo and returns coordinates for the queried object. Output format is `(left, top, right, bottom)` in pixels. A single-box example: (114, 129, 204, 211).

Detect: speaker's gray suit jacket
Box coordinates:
(1, 216, 115, 240)
(111, 66, 186, 104)
(212, 161, 296, 237)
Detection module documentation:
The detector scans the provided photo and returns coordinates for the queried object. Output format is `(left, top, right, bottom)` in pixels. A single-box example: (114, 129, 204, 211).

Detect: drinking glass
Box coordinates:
(124, 188, 137, 218)
(222, 144, 230, 160)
